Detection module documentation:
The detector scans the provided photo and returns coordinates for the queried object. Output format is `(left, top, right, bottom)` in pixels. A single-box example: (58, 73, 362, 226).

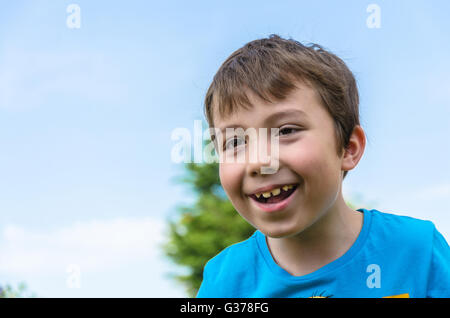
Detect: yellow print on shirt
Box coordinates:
(382, 293, 410, 298)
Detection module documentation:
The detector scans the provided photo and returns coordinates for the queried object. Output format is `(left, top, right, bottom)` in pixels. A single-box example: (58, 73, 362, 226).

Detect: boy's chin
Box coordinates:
(258, 223, 307, 239)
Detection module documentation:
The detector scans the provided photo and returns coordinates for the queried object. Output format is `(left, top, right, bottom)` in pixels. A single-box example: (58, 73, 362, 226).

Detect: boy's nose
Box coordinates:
(246, 132, 279, 176)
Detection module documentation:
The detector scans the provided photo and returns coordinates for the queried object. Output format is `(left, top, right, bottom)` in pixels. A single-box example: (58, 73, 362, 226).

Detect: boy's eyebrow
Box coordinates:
(218, 109, 308, 132)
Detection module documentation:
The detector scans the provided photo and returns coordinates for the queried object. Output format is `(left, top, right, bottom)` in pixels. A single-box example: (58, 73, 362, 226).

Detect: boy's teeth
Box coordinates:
(256, 184, 294, 198)
(262, 192, 272, 198)
(271, 188, 281, 196)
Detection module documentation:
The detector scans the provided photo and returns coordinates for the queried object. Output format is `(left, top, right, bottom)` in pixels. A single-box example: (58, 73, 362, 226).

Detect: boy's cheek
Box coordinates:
(287, 139, 331, 173)
(285, 146, 318, 177)
(289, 149, 342, 202)
(219, 163, 243, 198)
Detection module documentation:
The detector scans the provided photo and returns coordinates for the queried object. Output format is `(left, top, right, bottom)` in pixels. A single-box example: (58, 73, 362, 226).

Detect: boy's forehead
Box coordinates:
(216, 107, 309, 132)
(214, 84, 318, 131)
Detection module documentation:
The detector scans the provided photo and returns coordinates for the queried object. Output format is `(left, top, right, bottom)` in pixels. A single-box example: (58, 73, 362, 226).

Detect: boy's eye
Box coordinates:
(222, 127, 300, 150)
(278, 126, 300, 136)
(224, 136, 245, 150)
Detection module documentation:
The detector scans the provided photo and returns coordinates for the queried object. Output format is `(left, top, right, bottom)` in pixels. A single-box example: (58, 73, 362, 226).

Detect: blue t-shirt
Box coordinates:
(196, 208, 450, 298)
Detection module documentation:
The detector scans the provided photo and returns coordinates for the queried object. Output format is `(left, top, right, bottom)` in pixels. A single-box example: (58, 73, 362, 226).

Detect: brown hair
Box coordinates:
(204, 34, 360, 179)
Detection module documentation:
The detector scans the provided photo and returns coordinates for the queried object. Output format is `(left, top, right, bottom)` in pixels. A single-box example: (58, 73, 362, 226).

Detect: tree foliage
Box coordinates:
(162, 162, 254, 297)
(0, 282, 37, 298)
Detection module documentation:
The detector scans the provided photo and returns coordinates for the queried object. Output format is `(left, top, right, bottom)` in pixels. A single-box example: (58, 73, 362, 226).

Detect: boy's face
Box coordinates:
(214, 82, 353, 238)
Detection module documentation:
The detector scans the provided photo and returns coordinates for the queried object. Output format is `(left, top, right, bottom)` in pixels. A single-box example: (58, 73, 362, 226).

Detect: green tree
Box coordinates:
(163, 161, 255, 297)
(0, 281, 37, 298)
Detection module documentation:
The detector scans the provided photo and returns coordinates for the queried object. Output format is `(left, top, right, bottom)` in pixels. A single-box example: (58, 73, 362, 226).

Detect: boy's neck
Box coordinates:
(265, 192, 363, 277)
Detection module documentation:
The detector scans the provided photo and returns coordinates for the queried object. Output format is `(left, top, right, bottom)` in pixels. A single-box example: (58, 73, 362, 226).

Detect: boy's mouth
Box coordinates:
(249, 184, 299, 212)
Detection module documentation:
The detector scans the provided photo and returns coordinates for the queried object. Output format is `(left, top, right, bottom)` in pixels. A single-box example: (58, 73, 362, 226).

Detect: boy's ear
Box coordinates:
(341, 125, 366, 172)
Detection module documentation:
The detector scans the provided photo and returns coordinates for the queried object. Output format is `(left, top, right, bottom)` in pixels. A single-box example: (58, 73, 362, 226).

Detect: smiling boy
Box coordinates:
(196, 34, 450, 298)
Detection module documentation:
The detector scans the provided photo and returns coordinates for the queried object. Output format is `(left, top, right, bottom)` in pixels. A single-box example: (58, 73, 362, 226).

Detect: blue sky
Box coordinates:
(0, 0, 449, 297)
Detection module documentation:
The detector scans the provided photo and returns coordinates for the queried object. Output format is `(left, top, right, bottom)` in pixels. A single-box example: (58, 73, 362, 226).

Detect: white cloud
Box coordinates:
(0, 217, 166, 275)
(0, 216, 190, 297)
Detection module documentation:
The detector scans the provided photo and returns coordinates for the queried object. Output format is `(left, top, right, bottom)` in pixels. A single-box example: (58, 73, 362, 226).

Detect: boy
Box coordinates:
(196, 34, 450, 298)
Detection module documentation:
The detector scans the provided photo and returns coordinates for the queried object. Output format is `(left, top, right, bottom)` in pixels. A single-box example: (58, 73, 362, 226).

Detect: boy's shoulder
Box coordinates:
(369, 208, 435, 228)
(368, 208, 437, 248)
(203, 231, 260, 277)
(198, 232, 261, 297)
